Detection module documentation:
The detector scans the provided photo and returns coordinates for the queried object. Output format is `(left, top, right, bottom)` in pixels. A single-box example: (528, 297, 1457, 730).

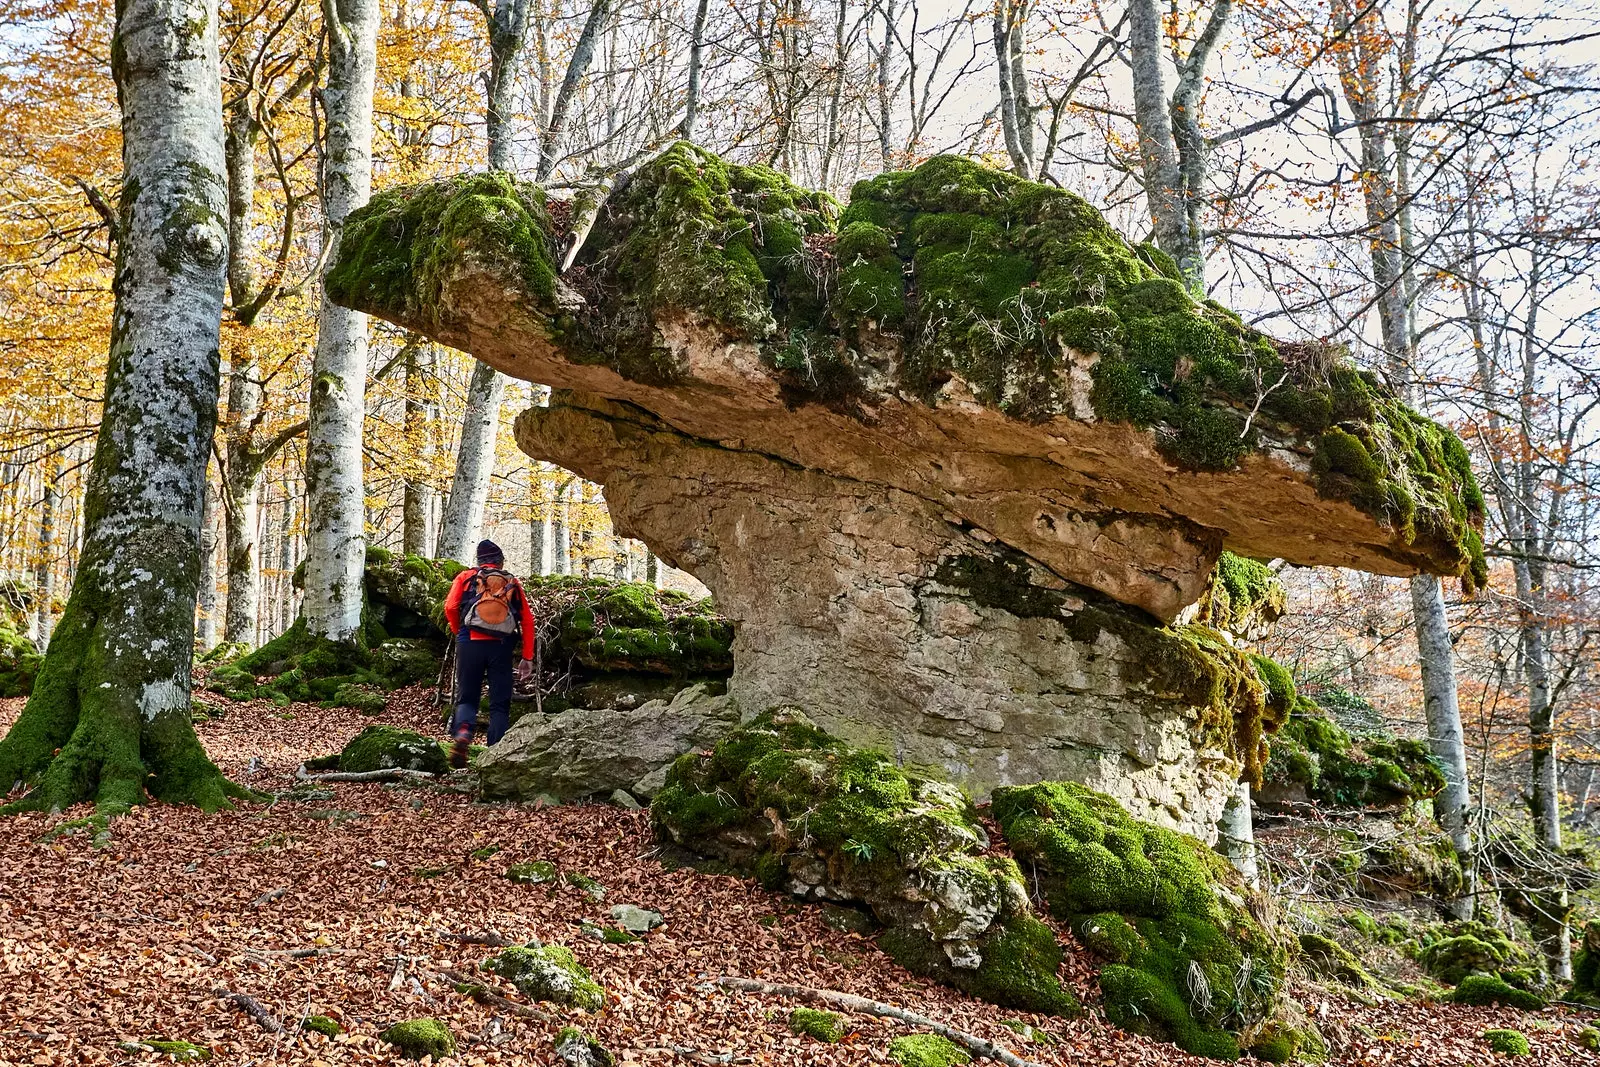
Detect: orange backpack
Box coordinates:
(462, 567, 521, 637)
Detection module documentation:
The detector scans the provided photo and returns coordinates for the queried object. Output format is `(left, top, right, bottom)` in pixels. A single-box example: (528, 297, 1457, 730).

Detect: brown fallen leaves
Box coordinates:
(0, 691, 1596, 1066)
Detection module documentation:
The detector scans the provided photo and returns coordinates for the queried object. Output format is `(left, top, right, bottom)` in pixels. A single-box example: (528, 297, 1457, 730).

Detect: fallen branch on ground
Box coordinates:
(215, 988, 283, 1033)
(436, 967, 553, 1021)
(294, 765, 439, 784)
(441, 929, 516, 947)
(708, 976, 1043, 1067)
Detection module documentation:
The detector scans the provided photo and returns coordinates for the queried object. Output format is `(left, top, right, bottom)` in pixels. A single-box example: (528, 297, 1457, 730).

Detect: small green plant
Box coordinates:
(842, 837, 876, 862)
(888, 1033, 971, 1067)
(788, 1007, 846, 1042)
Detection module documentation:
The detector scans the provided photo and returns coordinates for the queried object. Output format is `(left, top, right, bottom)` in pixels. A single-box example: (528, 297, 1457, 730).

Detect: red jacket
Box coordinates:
(443, 567, 536, 660)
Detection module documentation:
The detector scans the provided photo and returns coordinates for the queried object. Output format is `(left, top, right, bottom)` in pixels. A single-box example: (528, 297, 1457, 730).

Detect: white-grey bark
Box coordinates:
(681, 0, 712, 139)
(479, 0, 531, 171)
(553, 479, 572, 575)
(402, 338, 437, 557)
(196, 476, 218, 650)
(1216, 780, 1258, 887)
(0, 0, 240, 811)
(1411, 574, 1476, 920)
(437, 359, 506, 564)
(303, 0, 380, 642)
(33, 454, 61, 651)
(536, 0, 613, 183)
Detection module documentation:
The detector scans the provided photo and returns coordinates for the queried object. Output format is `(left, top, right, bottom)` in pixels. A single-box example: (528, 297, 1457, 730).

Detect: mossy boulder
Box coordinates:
(483, 942, 606, 1010)
(652, 709, 1078, 1016)
(554, 1026, 615, 1067)
(339, 725, 447, 775)
(1297, 932, 1388, 995)
(122, 1039, 211, 1061)
(540, 577, 733, 676)
(886, 1034, 971, 1067)
(1452, 974, 1545, 1011)
(1570, 921, 1600, 1004)
(992, 780, 1289, 1060)
(380, 1018, 455, 1060)
(789, 1007, 846, 1042)
(1191, 554, 1286, 641)
(1262, 696, 1446, 810)
(1482, 1028, 1530, 1056)
(1416, 921, 1537, 986)
(0, 620, 41, 698)
(302, 1014, 341, 1037)
(507, 860, 559, 884)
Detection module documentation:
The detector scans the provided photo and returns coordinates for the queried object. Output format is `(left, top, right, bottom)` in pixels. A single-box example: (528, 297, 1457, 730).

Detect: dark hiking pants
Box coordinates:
(451, 635, 515, 744)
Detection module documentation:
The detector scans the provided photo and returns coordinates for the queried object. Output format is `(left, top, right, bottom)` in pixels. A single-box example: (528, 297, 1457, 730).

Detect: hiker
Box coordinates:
(443, 539, 536, 767)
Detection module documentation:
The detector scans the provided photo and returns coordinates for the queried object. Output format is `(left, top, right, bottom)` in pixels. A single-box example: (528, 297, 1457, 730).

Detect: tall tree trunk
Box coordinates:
(1217, 781, 1258, 887)
(402, 338, 436, 557)
(553, 479, 571, 575)
(0, 0, 244, 813)
(1411, 575, 1477, 920)
(1127, 0, 1182, 257)
(437, 360, 505, 563)
(484, 0, 531, 171)
(33, 453, 61, 651)
(303, 0, 380, 643)
(223, 477, 260, 644)
(536, 0, 613, 183)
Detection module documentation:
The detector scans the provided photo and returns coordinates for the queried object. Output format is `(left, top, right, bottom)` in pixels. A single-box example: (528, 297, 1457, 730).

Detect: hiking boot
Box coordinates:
(450, 726, 471, 770)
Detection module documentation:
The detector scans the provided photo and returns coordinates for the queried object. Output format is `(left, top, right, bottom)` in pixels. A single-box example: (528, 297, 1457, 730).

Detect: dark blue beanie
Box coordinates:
(476, 539, 503, 563)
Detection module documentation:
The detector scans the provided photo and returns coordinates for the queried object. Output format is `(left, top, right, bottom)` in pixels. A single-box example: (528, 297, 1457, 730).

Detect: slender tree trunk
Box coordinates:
(33, 454, 61, 651)
(437, 360, 505, 563)
(0, 0, 244, 813)
(536, 0, 613, 183)
(196, 476, 218, 650)
(1217, 781, 1258, 886)
(303, 0, 380, 643)
(1411, 575, 1477, 919)
(553, 479, 571, 575)
(402, 339, 436, 557)
(223, 478, 260, 644)
(484, 0, 531, 171)
(682, 0, 711, 139)
(1127, 0, 1182, 256)
(645, 548, 659, 588)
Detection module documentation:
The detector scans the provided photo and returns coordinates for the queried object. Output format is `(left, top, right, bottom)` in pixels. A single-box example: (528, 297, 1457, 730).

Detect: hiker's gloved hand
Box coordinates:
(515, 658, 534, 684)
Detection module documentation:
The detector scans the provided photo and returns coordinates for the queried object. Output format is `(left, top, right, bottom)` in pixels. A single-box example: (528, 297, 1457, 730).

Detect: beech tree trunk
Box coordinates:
(1410, 575, 1476, 920)
(34, 454, 61, 651)
(0, 0, 246, 814)
(402, 339, 436, 557)
(1217, 781, 1258, 887)
(437, 359, 505, 563)
(196, 478, 218, 650)
(303, 0, 379, 642)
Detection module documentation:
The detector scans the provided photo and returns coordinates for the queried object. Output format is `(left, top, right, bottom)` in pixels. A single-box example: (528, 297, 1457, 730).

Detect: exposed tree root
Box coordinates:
(709, 976, 1045, 1067)
(294, 765, 440, 784)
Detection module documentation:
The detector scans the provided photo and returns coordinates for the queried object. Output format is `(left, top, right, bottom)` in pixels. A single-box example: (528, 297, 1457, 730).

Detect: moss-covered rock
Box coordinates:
(652, 709, 1078, 1016)
(789, 1007, 846, 1042)
(380, 1018, 455, 1060)
(541, 576, 733, 676)
(123, 1039, 211, 1061)
(1482, 1028, 1530, 1056)
(507, 860, 559, 884)
(1570, 921, 1600, 1004)
(886, 1033, 971, 1067)
(301, 1014, 341, 1037)
(1192, 554, 1286, 641)
(483, 943, 606, 1010)
(0, 620, 41, 698)
(1452, 974, 1545, 1011)
(1577, 1025, 1600, 1050)
(1262, 697, 1446, 810)
(1297, 932, 1389, 995)
(1416, 921, 1537, 987)
(339, 725, 447, 775)
(554, 1025, 615, 1067)
(992, 781, 1289, 1060)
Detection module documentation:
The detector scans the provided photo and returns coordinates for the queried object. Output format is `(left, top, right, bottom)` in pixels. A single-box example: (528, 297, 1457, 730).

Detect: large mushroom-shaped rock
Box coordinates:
(328, 146, 1484, 835)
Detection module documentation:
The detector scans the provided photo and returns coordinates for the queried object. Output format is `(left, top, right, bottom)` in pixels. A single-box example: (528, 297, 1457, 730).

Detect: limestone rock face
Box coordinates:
(477, 682, 737, 802)
(328, 146, 1485, 833)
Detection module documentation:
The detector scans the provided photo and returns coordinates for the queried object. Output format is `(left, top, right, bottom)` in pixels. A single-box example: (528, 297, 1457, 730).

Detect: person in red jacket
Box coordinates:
(444, 539, 536, 767)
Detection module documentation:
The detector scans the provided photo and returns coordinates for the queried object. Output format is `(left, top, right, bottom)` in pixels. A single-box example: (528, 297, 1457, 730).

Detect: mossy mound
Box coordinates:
(1482, 1028, 1530, 1056)
(0, 619, 41, 698)
(339, 725, 447, 775)
(886, 1034, 971, 1067)
(1578, 1025, 1600, 1050)
(554, 1026, 616, 1067)
(1263, 696, 1446, 809)
(651, 709, 1078, 1016)
(533, 575, 733, 677)
(1297, 932, 1389, 996)
(122, 1039, 211, 1061)
(327, 171, 556, 331)
(1571, 921, 1600, 1004)
(789, 1007, 846, 1042)
(380, 1018, 455, 1060)
(1416, 921, 1537, 987)
(1192, 553, 1286, 640)
(1452, 974, 1545, 1011)
(992, 781, 1288, 1060)
(483, 943, 606, 1010)
(934, 548, 1291, 787)
(207, 548, 463, 706)
(301, 1014, 341, 1037)
(507, 860, 559, 884)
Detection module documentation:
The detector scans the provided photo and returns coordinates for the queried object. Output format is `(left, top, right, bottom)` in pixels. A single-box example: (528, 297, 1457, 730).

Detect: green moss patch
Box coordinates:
(301, 1014, 341, 1037)
(993, 781, 1288, 1060)
(652, 709, 1078, 1016)
(554, 1026, 616, 1066)
(887, 1033, 971, 1067)
(539, 576, 733, 677)
(1194, 553, 1286, 639)
(380, 1017, 455, 1060)
(1264, 696, 1446, 809)
(339, 725, 447, 775)
(1416, 921, 1536, 986)
(507, 860, 559, 884)
(1452, 974, 1545, 1011)
(0, 619, 41, 698)
(1482, 1028, 1530, 1056)
(483, 943, 606, 1010)
(789, 1007, 846, 1042)
(122, 1039, 211, 1061)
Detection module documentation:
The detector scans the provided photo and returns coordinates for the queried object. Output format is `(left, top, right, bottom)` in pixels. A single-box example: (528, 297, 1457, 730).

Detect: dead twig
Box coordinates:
(707, 976, 1044, 1067)
(440, 929, 517, 948)
(215, 988, 284, 1033)
(294, 765, 439, 784)
(435, 967, 554, 1021)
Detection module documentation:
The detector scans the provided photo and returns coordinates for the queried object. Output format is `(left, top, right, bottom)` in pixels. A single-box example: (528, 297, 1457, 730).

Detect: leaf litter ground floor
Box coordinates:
(0, 690, 1594, 1067)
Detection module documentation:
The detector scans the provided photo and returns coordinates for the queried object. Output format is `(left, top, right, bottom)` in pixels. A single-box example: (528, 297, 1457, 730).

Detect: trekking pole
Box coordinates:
(435, 638, 456, 722)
